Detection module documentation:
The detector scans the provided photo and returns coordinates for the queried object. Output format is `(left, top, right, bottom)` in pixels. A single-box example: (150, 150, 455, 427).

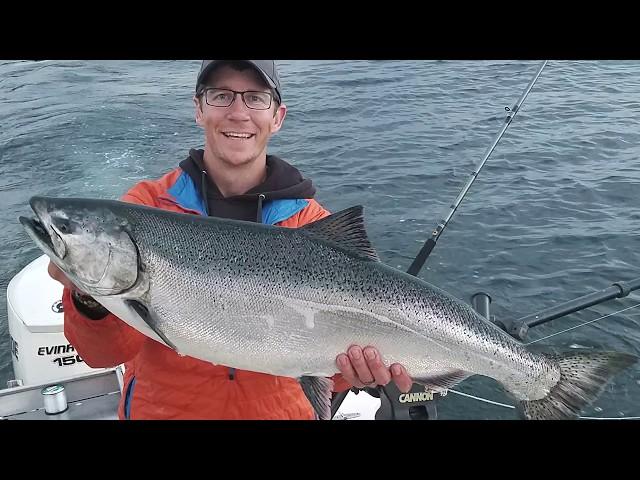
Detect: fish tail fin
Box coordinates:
(516, 350, 637, 420)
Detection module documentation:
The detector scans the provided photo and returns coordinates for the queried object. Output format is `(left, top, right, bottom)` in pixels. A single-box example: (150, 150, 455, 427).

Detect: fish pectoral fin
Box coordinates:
(125, 299, 179, 352)
(414, 369, 472, 392)
(298, 376, 334, 420)
(300, 206, 380, 262)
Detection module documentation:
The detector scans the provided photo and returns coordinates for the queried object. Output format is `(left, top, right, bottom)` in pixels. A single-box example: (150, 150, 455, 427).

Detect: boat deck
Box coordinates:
(0, 369, 121, 420)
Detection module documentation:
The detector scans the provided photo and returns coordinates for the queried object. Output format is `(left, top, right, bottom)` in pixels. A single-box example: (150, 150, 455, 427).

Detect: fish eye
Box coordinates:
(51, 216, 71, 234)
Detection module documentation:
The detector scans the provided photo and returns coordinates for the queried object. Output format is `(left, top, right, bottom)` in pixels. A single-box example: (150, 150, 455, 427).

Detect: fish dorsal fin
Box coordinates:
(301, 206, 380, 262)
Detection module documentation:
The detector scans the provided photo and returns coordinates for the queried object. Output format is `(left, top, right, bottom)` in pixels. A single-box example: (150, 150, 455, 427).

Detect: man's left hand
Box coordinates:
(336, 345, 413, 393)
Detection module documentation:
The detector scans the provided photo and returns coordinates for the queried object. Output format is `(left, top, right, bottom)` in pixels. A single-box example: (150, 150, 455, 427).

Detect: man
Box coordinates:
(48, 60, 412, 419)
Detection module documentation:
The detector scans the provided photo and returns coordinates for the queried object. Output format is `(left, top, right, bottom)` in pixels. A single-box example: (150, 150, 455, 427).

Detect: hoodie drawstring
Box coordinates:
(200, 169, 210, 216)
(256, 194, 265, 224)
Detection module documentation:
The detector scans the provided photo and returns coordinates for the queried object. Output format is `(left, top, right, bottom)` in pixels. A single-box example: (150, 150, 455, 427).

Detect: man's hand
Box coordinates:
(336, 345, 413, 393)
(48, 261, 77, 291)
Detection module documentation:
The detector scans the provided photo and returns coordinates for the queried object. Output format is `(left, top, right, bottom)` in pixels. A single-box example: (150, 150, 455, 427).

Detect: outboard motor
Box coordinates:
(6, 255, 108, 387)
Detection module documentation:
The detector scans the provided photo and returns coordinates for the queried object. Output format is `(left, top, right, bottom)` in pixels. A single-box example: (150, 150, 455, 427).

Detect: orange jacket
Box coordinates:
(63, 167, 352, 419)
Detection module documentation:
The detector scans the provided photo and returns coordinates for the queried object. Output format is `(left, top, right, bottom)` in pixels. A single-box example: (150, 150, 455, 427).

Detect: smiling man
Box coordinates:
(48, 60, 413, 419)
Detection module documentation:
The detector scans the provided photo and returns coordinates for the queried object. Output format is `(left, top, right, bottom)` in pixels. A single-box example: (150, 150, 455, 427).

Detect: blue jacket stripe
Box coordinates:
(124, 377, 136, 420)
(167, 172, 207, 216)
(262, 199, 309, 225)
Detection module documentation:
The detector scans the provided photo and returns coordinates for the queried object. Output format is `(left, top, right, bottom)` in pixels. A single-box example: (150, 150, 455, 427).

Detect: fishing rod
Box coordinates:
(406, 60, 548, 277)
(503, 276, 640, 340)
(331, 61, 549, 420)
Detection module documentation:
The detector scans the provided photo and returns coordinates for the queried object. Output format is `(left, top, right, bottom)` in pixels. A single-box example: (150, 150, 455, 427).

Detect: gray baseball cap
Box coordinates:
(196, 60, 282, 104)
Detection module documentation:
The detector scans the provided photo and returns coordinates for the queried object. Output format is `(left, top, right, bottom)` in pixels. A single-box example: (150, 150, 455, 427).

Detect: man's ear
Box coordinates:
(270, 103, 287, 133)
(194, 96, 204, 127)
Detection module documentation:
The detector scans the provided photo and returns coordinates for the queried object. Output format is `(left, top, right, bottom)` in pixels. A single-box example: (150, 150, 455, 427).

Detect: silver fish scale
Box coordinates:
(123, 207, 559, 398)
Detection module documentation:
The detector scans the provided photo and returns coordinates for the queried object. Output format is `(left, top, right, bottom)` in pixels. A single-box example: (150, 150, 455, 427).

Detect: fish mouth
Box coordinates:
(19, 215, 61, 260)
(20, 195, 69, 261)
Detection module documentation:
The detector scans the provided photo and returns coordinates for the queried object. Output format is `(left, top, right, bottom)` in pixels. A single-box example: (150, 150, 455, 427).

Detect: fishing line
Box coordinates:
(446, 303, 640, 419)
(524, 303, 640, 345)
(447, 388, 515, 409)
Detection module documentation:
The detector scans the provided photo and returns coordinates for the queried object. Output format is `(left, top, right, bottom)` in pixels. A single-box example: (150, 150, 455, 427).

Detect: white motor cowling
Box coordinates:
(6, 254, 109, 387)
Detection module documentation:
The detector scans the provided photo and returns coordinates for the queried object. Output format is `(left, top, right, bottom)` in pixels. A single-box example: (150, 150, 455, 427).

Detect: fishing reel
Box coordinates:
(331, 383, 439, 420)
(374, 382, 438, 420)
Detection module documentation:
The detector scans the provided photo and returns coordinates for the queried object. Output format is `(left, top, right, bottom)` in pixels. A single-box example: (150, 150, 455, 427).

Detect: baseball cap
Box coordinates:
(196, 60, 282, 104)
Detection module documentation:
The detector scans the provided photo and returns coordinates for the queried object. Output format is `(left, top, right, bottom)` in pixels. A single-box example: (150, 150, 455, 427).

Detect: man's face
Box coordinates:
(194, 64, 286, 168)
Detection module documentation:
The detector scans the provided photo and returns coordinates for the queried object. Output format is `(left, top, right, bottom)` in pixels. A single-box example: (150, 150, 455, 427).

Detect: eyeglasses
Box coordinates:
(201, 88, 273, 110)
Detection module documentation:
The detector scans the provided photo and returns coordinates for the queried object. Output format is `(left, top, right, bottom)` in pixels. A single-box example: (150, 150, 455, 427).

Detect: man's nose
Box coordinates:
(227, 92, 251, 117)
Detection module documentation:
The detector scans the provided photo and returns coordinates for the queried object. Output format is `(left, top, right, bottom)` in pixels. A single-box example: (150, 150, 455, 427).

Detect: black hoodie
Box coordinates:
(179, 149, 317, 223)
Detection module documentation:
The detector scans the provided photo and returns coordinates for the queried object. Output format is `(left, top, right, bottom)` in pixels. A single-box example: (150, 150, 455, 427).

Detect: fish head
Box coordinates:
(19, 196, 139, 296)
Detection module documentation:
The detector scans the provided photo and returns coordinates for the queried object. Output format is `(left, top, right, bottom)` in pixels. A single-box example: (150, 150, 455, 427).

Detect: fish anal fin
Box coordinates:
(298, 376, 334, 420)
